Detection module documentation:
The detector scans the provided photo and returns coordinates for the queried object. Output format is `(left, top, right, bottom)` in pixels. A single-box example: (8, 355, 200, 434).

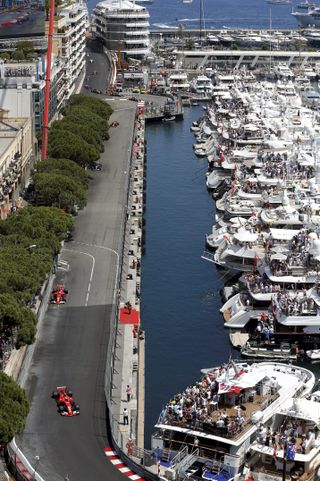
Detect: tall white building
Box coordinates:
(0, 0, 88, 137)
(92, 0, 150, 59)
(52, 0, 88, 96)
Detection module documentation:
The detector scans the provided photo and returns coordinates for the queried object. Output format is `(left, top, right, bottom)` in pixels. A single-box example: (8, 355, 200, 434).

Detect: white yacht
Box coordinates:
(192, 75, 214, 98)
(168, 72, 190, 91)
(292, 6, 320, 27)
(152, 362, 315, 481)
(267, 0, 291, 4)
(273, 63, 294, 79)
(221, 291, 266, 329)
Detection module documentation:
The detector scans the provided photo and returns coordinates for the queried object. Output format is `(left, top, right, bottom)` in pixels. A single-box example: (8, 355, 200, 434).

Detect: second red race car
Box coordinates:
(50, 285, 68, 304)
(52, 386, 80, 416)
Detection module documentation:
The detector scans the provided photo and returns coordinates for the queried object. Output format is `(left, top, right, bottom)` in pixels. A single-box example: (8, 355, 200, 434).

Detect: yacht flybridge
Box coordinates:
(153, 362, 317, 481)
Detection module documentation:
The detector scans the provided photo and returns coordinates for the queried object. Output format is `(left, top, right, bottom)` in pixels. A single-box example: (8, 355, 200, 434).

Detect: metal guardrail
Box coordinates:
(105, 111, 160, 481)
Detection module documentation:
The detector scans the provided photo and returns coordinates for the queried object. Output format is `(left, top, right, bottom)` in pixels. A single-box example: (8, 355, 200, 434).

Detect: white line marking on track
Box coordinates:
(63, 249, 95, 307)
(72, 241, 120, 305)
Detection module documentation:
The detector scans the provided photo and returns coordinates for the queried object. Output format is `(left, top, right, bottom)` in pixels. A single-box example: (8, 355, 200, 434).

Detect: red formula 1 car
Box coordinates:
(51, 386, 80, 416)
(50, 285, 68, 304)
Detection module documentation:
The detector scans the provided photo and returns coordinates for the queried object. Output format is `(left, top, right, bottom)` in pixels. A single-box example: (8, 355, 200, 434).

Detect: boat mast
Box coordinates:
(269, 7, 272, 73)
(199, 0, 203, 43)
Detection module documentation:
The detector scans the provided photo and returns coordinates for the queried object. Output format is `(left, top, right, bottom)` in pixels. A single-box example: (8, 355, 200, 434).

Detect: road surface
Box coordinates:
(17, 42, 137, 481)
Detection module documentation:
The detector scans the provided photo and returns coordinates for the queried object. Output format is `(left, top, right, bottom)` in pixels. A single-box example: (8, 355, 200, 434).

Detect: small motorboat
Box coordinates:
(306, 349, 320, 360)
(162, 116, 176, 122)
(241, 341, 298, 360)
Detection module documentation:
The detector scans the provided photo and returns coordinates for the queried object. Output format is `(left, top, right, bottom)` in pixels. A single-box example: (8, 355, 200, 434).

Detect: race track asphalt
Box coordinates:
(16, 69, 138, 480)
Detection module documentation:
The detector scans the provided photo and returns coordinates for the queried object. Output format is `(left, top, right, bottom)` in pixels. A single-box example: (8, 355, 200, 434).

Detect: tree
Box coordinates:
(48, 130, 99, 165)
(0, 293, 22, 331)
(11, 50, 24, 61)
(32, 172, 86, 209)
(51, 120, 104, 153)
(61, 106, 109, 140)
(0, 52, 10, 61)
(35, 158, 89, 189)
(67, 94, 113, 120)
(16, 308, 37, 347)
(15, 41, 35, 59)
(0, 372, 29, 444)
(185, 39, 195, 50)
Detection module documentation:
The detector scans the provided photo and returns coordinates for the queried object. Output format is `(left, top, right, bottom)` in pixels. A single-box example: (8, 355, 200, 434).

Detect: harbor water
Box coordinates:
(86, 0, 299, 30)
(141, 106, 233, 446)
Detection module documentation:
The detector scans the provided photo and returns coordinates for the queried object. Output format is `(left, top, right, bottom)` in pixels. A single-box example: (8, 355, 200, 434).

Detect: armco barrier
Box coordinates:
(106, 404, 159, 481)
(104, 109, 160, 478)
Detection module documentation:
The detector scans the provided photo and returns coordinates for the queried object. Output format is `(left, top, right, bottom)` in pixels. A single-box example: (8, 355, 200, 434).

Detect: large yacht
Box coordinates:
(192, 75, 214, 98)
(292, 5, 320, 27)
(92, 0, 150, 59)
(152, 362, 316, 481)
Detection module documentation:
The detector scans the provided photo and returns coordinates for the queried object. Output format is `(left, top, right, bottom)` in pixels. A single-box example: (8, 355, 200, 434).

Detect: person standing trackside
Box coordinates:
(126, 385, 132, 402)
(123, 408, 129, 425)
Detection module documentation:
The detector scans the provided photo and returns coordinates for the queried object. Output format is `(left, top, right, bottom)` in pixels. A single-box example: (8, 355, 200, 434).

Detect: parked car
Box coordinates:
(86, 161, 102, 171)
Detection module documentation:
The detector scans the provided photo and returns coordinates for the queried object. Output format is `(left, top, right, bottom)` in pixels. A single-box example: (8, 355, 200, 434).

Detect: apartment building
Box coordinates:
(0, 109, 33, 218)
(51, 0, 88, 96)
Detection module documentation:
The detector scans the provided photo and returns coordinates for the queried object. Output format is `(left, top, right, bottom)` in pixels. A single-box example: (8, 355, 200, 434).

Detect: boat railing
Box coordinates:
(170, 445, 189, 467)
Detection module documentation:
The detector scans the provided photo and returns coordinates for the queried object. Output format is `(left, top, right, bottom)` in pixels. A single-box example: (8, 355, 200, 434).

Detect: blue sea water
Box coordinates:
(86, 0, 301, 30)
(141, 107, 233, 446)
(147, 0, 298, 30)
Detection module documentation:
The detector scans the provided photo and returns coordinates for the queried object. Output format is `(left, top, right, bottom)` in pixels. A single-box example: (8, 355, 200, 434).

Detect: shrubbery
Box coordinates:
(0, 207, 73, 346)
(0, 372, 29, 443)
(48, 94, 112, 167)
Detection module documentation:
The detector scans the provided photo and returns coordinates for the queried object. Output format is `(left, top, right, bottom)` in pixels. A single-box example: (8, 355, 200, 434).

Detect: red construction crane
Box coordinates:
(41, 0, 55, 160)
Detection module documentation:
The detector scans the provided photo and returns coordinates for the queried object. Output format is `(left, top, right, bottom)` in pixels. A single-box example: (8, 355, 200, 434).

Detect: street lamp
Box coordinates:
(33, 455, 40, 481)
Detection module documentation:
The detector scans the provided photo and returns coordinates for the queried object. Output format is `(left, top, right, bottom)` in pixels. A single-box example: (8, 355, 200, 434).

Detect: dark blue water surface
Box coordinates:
(86, 0, 301, 30)
(141, 107, 232, 446)
(147, 0, 298, 30)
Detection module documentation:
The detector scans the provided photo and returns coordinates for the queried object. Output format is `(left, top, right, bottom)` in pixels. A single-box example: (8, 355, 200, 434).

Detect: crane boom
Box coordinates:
(41, 0, 55, 160)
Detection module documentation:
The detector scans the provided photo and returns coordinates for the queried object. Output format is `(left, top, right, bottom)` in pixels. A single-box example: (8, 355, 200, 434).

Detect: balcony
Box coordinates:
(125, 30, 149, 36)
(125, 38, 150, 45)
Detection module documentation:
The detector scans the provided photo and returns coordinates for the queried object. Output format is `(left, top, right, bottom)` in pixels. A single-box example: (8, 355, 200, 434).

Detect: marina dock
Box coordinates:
(143, 99, 184, 121)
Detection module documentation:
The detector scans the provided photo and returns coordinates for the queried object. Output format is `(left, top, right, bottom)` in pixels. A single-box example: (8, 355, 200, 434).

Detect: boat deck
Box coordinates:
(163, 392, 279, 441)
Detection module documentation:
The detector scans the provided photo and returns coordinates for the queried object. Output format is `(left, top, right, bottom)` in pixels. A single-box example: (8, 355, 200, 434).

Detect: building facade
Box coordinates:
(92, 0, 150, 59)
(0, 109, 33, 218)
(51, 0, 88, 96)
(0, 1, 88, 136)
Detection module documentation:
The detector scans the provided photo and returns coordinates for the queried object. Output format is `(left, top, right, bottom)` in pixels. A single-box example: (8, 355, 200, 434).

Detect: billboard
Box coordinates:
(0, 2, 45, 38)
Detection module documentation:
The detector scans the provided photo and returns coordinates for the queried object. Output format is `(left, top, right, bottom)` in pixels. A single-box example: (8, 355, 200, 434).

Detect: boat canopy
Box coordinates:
(234, 231, 258, 243)
(269, 228, 300, 240)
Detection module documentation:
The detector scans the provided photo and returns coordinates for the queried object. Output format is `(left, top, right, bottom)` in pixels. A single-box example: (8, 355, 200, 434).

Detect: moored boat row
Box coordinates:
(151, 69, 320, 481)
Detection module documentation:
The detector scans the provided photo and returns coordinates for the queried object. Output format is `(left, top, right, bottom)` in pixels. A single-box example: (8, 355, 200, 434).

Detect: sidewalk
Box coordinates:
(110, 112, 146, 457)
